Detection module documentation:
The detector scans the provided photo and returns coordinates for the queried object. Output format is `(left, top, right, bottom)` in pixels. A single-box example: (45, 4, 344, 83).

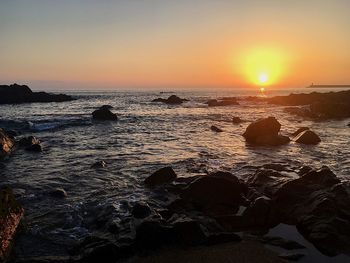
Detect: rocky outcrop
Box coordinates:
(0, 188, 24, 262)
(206, 97, 239, 107)
(242, 117, 290, 146)
(152, 95, 188, 105)
(144, 167, 177, 187)
(0, 84, 74, 104)
(0, 129, 15, 159)
(210, 125, 223, 132)
(92, 106, 118, 121)
(293, 130, 321, 145)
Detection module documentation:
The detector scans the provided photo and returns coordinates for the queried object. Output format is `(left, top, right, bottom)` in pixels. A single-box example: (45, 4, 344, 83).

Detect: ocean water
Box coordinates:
(0, 88, 349, 259)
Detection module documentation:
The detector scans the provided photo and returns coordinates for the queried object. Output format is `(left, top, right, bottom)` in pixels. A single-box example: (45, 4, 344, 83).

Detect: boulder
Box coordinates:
(152, 95, 187, 105)
(131, 202, 152, 219)
(210, 125, 223, 132)
(0, 84, 74, 104)
(293, 130, 321, 145)
(243, 117, 290, 146)
(291, 127, 309, 136)
(0, 129, 15, 159)
(144, 167, 177, 187)
(92, 106, 118, 121)
(0, 188, 24, 262)
(25, 144, 42, 152)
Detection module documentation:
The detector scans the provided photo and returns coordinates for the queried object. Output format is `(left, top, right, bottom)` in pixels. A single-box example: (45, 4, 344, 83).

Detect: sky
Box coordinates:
(1, 0, 350, 90)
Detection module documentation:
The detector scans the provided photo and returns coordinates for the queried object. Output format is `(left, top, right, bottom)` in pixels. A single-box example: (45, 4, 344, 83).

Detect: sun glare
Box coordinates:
(258, 73, 268, 84)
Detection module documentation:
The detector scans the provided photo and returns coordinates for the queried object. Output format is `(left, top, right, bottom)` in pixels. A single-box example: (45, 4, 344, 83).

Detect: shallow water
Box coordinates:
(0, 88, 349, 259)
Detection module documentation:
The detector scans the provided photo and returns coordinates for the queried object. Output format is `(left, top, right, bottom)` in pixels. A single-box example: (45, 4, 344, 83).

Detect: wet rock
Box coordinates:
(0, 83, 75, 104)
(297, 166, 312, 176)
(0, 129, 15, 159)
(144, 167, 177, 187)
(131, 202, 152, 219)
(49, 188, 67, 198)
(182, 175, 246, 215)
(92, 106, 118, 121)
(0, 187, 24, 262)
(261, 236, 306, 250)
(100, 105, 113, 110)
(206, 98, 238, 107)
(291, 127, 309, 136)
(91, 160, 107, 169)
(210, 125, 223, 132)
(232, 117, 243, 123)
(293, 130, 321, 145)
(135, 219, 172, 248)
(278, 253, 305, 261)
(25, 144, 42, 152)
(243, 117, 290, 146)
(310, 101, 350, 119)
(152, 95, 187, 105)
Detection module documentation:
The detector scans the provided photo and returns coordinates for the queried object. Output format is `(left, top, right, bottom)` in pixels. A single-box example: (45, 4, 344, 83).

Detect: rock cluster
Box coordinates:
(152, 95, 188, 105)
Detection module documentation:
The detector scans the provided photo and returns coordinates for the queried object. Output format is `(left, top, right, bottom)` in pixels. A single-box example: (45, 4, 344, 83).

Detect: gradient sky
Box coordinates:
(1, 0, 350, 90)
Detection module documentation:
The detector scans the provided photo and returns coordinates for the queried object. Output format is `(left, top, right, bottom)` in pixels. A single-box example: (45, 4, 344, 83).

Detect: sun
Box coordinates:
(258, 73, 268, 84)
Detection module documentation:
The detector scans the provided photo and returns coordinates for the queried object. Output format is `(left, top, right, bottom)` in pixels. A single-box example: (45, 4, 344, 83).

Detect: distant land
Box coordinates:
(308, 84, 350, 88)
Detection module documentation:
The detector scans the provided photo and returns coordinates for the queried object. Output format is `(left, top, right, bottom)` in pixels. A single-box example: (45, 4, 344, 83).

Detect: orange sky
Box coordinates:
(1, 1, 349, 90)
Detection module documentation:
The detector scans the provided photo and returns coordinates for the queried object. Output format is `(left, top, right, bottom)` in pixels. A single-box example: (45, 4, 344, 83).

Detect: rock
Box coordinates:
(25, 144, 42, 152)
(283, 107, 314, 118)
(210, 125, 223, 132)
(232, 117, 243, 124)
(206, 98, 238, 107)
(19, 136, 40, 147)
(0, 83, 74, 104)
(293, 130, 321, 145)
(135, 219, 172, 248)
(243, 117, 290, 146)
(91, 160, 107, 168)
(131, 202, 152, 219)
(100, 105, 113, 110)
(49, 188, 67, 198)
(0, 187, 24, 262)
(261, 236, 306, 250)
(152, 95, 187, 105)
(0, 129, 15, 159)
(144, 167, 177, 187)
(206, 232, 241, 245)
(171, 218, 207, 245)
(4, 130, 17, 139)
(182, 175, 246, 215)
(291, 127, 309, 136)
(278, 253, 305, 261)
(310, 101, 350, 119)
(92, 106, 118, 121)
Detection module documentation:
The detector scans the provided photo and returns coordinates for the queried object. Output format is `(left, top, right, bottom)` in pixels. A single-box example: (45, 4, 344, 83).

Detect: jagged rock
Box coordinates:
(144, 167, 177, 187)
(0, 84, 74, 104)
(210, 125, 223, 132)
(293, 130, 321, 145)
(152, 95, 187, 105)
(0, 188, 24, 262)
(0, 129, 15, 159)
(92, 106, 118, 121)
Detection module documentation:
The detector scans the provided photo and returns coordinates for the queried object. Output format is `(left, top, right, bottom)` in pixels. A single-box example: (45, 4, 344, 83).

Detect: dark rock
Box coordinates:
(278, 253, 305, 261)
(283, 107, 314, 118)
(206, 98, 238, 107)
(135, 219, 172, 248)
(293, 130, 321, 145)
(171, 218, 207, 245)
(310, 101, 350, 119)
(19, 136, 40, 147)
(243, 117, 290, 146)
(152, 95, 187, 105)
(131, 202, 152, 219)
(291, 127, 309, 136)
(49, 188, 67, 198)
(261, 236, 306, 250)
(100, 105, 113, 110)
(0, 129, 15, 159)
(210, 125, 223, 132)
(232, 117, 243, 123)
(92, 106, 118, 121)
(25, 144, 42, 152)
(91, 160, 107, 169)
(0, 187, 24, 262)
(297, 166, 312, 176)
(4, 130, 17, 139)
(144, 167, 177, 187)
(0, 83, 74, 104)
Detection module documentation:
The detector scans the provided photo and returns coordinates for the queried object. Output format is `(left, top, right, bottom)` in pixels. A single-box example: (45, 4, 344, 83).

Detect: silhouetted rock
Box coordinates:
(131, 202, 152, 219)
(232, 117, 243, 124)
(19, 136, 40, 147)
(25, 143, 42, 152)
(243, 117, 290, 146)
(293, 130, 321, 145)
(0, 188, 24, 262)
(310, 101, 350, 119)
(144, 167, 177, 186)
(291, 127, 309, 136)
(100, 105, 113, 110)
(210, 125, 223, 132)
(0, 83, 74, 104)
(206, 98, 238, 107)
(92, 106, 118, 121)
(171, 217, 207, 245)
(135, 219, 172, 248)
(91, 160, 107, 168)
(0, 129, 15, 159)
(152, 95, 187, 105)
(50, 188, 67, 198)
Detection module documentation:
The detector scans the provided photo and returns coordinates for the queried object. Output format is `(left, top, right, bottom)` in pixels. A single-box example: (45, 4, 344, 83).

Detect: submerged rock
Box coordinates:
(0, 129, 15, 159)
(0, 188, 24, 262)
(49, 188, 67, 198)
(232, 117, 243, 124)
(243, 117, 290, 146)
(210, 125, 223, 132)
(144, 167, 177, 187)
(293, 130, 321, 145)
(92, 106, 118, 121)
(152, 95, 187, 105)
(91, 160, 107, 169)
(0, 83, 74, 104)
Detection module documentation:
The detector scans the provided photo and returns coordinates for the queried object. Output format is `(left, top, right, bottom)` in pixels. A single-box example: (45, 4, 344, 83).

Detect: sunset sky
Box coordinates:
(1, 0, 349, 90)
